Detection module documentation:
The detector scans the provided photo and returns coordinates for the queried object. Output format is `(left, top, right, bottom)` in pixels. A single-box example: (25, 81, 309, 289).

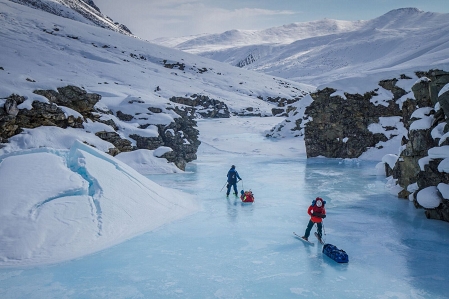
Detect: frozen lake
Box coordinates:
(1, 118, 449, 299)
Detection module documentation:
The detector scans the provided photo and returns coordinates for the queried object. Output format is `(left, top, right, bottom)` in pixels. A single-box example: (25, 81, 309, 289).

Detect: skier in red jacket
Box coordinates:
(302, 197, 326, 242)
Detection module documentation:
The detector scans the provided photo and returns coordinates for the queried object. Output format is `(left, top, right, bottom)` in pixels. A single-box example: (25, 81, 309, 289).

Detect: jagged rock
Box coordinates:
(118, 24, 132, 35)
(304, 87, 401, 158)
(34, 85, 101, 119)
(387, 69, 449, 222)
(160, 107, 201, 170)
(169, 94, 230, 118)
(234, 107, 263, 117)
(411, 78, 433, 107)
(439, 89, 449, 129)
(392, 156, 421, 198)
(81, 0, 100, 12)
(129, 134, 164, 150)
(379, 79, 407, 100)
(4, 99, 19, 117)
(116, 110, 133, 121)
(95, 131, 133, 154)
(163, 60, 185, 70)
(272, 108, 286, 116)
(98, 119, 118, 131)
(128, 105, 201, 170)
(236, 52, 258, 67)
(266, 96, 300, 107)
(417, 159, 449, 190)
(424, 201, 449, 221)
(148, 107, 163, 113)
(0, 93, 84, 142)
(402, 129, 436, 157)
(0, 95, 24, 142)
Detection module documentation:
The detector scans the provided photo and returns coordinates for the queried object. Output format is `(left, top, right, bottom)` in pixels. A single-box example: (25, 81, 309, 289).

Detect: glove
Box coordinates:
(322, 214, 326, 218)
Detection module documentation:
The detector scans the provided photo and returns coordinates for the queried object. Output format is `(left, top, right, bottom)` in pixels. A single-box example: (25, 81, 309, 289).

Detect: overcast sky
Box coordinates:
(93, 0, 449, 41)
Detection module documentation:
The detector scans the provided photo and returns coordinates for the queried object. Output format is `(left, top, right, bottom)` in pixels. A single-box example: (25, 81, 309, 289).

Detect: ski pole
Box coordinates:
(220, 181, 228, 192)
(320, 222, 326, 244)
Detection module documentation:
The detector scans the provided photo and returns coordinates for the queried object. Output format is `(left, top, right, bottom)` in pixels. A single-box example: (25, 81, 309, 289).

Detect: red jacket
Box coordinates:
(308, 205, 326, 223)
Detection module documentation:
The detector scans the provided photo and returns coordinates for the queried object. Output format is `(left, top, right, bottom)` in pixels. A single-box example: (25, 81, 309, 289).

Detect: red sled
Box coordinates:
(240, 190, 255, 203)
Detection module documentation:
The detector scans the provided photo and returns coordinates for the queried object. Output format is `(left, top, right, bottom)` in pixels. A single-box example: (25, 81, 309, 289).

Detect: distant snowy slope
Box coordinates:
(154, 19, 366, 54)
(156, 8, 449, 86)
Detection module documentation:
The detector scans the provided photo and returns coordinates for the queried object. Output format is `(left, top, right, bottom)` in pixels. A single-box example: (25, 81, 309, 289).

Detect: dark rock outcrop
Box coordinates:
(236, 52, 258, 68)
(0, 93, 84, 143)
(304, 86, 402, 158)
(1, 85, 201, 171)
(386, 70, 449, 222)
(128, 105, 200, 170)
(169, 94, 231, 118)
(34, 85, 100, 120)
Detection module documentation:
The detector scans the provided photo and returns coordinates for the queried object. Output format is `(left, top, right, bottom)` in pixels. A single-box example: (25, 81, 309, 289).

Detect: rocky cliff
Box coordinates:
(385, 70, 449, 221)
(303, 85, 404, 158)
(297, 69, 449, 222)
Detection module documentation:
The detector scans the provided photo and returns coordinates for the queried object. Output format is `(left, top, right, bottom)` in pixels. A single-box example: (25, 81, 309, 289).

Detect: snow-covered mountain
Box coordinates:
(154, 8, 449, 87)
(153, 18, 366, 53)
(8, 0, 133, 35)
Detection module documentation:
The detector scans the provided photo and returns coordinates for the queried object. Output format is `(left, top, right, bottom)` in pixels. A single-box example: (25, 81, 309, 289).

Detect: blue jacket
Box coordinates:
(227, 168, 241, 184)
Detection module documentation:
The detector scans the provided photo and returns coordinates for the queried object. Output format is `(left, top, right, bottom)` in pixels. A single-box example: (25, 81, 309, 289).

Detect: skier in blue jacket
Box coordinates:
(226, 165, 242, 197)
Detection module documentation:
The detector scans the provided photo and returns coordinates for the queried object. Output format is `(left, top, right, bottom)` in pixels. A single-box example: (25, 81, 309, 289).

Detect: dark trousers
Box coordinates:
(226, 183, 238, 195)
(304, 220, 322, 238)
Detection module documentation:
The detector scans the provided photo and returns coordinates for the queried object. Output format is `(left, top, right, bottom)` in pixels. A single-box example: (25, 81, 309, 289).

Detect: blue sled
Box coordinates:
(322, 243, 349, 263)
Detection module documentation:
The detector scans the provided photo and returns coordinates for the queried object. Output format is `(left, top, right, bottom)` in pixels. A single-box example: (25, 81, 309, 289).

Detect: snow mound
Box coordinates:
(416, 186, 442, 209)
(0, 140, 198, 267)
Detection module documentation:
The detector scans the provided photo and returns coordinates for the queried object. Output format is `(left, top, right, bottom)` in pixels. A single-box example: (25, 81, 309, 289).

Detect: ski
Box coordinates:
(293, 232, 314, 245)
(314, 232, 325, 245)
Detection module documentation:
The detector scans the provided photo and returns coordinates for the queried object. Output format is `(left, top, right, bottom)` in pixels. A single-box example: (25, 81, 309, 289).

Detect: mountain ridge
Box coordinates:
(8, 0, 133, 35)
(153, 7, 449, 87)
(154, 18, 366, 53)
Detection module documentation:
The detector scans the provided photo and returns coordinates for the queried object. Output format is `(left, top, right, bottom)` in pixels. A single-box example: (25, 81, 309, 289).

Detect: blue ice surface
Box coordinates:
(1, 143, 449, 299)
